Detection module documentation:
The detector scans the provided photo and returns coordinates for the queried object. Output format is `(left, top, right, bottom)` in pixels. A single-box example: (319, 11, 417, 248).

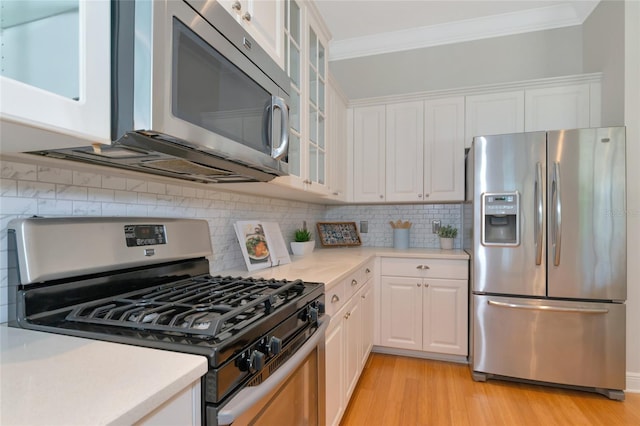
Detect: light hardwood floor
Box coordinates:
(340, 353, 640, 426)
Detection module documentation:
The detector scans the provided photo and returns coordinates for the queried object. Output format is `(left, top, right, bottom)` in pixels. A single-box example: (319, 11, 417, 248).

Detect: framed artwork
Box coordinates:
(316, 222, 362, 247)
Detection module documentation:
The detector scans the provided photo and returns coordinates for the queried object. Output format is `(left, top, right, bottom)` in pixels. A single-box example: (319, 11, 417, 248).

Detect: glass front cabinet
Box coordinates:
(276, 0, 330, 195)
(0, 0, 111, 152)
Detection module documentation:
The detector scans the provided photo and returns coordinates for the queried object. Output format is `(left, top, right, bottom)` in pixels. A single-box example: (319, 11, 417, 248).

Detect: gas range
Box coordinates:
(8, 217, 325, 424)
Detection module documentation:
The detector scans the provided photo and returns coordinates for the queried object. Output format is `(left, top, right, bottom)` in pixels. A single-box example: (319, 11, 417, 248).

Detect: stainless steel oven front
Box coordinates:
(217, 320, 327, 426)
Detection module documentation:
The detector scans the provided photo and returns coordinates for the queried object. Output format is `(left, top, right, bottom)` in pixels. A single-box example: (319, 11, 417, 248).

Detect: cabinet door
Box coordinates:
(325, 315, 345, 426)
(524, 84, 590, 132)
(217, 0, 283, 67)
(0, 0, 110, 151)
(344, 296, 362, 400)
(424, 97, 465, 201)
(464, 90, 525, 148)
(385, 101, 424, 202)
(359, 281, 374, 368)
(423, 279, 468, 356)
(327, 77, 348, 200)
(307, 20, 328, 191)
(353, 106, 386, 202)
(380, 276, 422, 351)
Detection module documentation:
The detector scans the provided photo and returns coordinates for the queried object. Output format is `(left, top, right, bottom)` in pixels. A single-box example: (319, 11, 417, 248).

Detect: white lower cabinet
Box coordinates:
(325, 261, 375, 426)
(136, 380, 201, 426)
(379, 258, 468, 357)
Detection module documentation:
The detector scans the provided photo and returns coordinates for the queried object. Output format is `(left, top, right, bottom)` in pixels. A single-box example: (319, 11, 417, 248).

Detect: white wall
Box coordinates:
(583, 0, 625, 125)
(330, 26, 583, 99)
(624, 0, 640, 392)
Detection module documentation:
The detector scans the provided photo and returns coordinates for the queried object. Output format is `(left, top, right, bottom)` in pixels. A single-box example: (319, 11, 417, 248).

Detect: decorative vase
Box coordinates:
(291, 241, 315, 256)
(439, 237, 454, 250)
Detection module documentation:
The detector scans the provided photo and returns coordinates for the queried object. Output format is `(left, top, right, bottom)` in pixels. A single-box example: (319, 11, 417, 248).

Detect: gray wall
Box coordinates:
(330, 26, 584, 100)
(583, 0, 625, 125)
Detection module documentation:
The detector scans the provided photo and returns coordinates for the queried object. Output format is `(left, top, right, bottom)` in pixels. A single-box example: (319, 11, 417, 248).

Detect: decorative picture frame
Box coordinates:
(316, 222, 362, 247)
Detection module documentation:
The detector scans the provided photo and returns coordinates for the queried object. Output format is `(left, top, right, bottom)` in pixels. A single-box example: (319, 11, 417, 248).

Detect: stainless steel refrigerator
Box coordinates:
(464, 127, 626, 400)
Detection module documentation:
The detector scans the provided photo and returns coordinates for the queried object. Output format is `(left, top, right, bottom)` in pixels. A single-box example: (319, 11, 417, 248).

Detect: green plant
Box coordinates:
(294, 228, 312, 242)
(438, 225, 458, 239)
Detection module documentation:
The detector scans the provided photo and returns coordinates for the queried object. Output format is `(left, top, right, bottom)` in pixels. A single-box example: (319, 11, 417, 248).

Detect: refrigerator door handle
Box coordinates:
(487, 300, 608, 314)
(552, 162, 562, 266)
(535, 162, 543, 265)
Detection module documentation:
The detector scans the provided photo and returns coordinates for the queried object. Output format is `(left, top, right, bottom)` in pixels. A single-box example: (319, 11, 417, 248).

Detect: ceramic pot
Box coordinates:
(291, 240, 315, 256)
(439, 237, 454, 250)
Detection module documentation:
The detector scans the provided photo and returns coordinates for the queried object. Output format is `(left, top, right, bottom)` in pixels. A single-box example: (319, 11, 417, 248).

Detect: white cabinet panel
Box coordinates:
(0, 0, 111, 152)
(423, 279, 468, 356)
(385, 101, 424, 202)
(217, 0, 283, 67)
(524, 84, 591, 132)
(325, 316, 345, 426)
(353, 105, 386, 202)
(380, 257, 468, 357)
(424, 96, 465, 201)
(465, 90, 525, 148)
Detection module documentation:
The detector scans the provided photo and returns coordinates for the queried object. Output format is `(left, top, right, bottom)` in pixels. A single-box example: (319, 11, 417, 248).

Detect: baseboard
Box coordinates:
(372, 345, 468, 364)
(627, 372, 640, 393)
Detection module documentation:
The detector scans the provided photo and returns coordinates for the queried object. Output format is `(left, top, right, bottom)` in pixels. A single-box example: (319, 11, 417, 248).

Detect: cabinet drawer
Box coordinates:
(345, 269, 365, 298)
(381, 258, 467, 279)
(325, 280, 347, 317)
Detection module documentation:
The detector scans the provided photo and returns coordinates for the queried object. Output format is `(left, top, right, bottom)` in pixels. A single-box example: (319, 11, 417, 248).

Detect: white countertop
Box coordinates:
(0, 326, 208, 426)
(0, 246, 466, 425)
(222, 247, 469, 290)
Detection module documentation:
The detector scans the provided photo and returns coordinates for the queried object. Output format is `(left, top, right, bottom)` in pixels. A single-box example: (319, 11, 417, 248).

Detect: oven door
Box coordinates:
(216, 320, 328, 426)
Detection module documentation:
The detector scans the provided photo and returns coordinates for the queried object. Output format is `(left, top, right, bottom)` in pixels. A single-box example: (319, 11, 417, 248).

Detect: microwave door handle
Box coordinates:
(270, 96, 289, 160)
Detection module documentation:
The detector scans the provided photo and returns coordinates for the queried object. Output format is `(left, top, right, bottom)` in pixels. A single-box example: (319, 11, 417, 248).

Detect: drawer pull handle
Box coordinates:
(331, 294, 340, 303)
(365, 268, 371, 274)
(416, 265, 431, 270)
(417, 283, 422, 287)
(351, 279, 358, 286)
(488, 300, 608, 314)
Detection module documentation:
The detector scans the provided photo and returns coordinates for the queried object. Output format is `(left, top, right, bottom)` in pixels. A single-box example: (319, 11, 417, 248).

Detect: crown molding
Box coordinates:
(329, 2, 599, 61)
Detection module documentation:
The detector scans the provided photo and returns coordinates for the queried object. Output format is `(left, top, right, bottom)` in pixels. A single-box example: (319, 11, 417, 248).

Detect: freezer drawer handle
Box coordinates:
(487, 300, 608, 314)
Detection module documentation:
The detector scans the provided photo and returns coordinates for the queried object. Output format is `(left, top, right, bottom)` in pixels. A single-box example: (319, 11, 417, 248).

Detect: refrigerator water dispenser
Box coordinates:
(481, 192, 520, 246)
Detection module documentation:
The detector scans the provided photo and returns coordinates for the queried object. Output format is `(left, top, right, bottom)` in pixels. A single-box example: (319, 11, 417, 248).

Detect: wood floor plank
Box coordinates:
(340, 354, 640, 426)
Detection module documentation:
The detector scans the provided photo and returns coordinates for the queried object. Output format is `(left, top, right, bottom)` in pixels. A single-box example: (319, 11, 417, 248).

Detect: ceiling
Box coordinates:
(314, 0, 600, 61)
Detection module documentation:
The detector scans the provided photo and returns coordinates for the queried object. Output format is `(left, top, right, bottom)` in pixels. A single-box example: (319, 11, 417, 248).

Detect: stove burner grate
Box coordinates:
(65, 276, 306, 339)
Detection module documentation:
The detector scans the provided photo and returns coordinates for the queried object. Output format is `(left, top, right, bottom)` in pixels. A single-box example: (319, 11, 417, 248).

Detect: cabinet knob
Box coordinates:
(232, 1, 241, 11)
(365, 268, 371, 274)
(351, 279, 358, 286)
(417, 283, 422, 287)
(379, 195, 384, 199)
(331, 294, 340, 303)
(425, 283, 429, 288)
(242, 11, 252, 21)
(425, 193, 430, 198)
(418, 194, 422, 198)
(361, 294, 366, 299)
(344, 312, 350, 319)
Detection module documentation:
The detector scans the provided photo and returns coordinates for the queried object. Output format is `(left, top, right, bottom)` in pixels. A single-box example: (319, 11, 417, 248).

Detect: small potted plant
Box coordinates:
(290, 228, 315, 256)
(438, 225, 458, 250)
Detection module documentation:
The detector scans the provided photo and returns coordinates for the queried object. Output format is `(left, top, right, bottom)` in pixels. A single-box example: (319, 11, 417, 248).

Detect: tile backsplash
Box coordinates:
(0, 158, 462, 323)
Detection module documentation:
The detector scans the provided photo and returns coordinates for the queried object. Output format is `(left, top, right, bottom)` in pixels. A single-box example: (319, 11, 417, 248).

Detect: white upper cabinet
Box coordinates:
(464, 90, 525, 148)
(272, 0, 330, 196)
(524, 84, 591, 132)
(424, 97, 465, 201)
(353, 105, 386, 202)
(0, 0, 111, 152)
(385, 101, 424, 202)
(217, 0, 284, 68)
(327, 76, 348, 201)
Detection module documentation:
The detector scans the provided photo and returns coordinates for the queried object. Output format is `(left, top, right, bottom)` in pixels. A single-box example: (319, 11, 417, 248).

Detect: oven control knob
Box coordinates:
(249, 350, 265, 373)
(269, 336, 282, 355)
(307, 306, 319, 323)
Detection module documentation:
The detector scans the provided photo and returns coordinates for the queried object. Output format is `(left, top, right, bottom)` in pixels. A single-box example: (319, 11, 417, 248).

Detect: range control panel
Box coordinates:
(124, 224, 167, 247)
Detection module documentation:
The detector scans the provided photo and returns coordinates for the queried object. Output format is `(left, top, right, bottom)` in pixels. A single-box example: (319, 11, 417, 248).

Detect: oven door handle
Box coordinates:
(217, 318, 329, 426)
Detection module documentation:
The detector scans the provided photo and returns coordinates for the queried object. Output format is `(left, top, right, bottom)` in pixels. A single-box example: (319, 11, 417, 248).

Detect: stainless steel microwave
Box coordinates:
(33, 0, 291, 183)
